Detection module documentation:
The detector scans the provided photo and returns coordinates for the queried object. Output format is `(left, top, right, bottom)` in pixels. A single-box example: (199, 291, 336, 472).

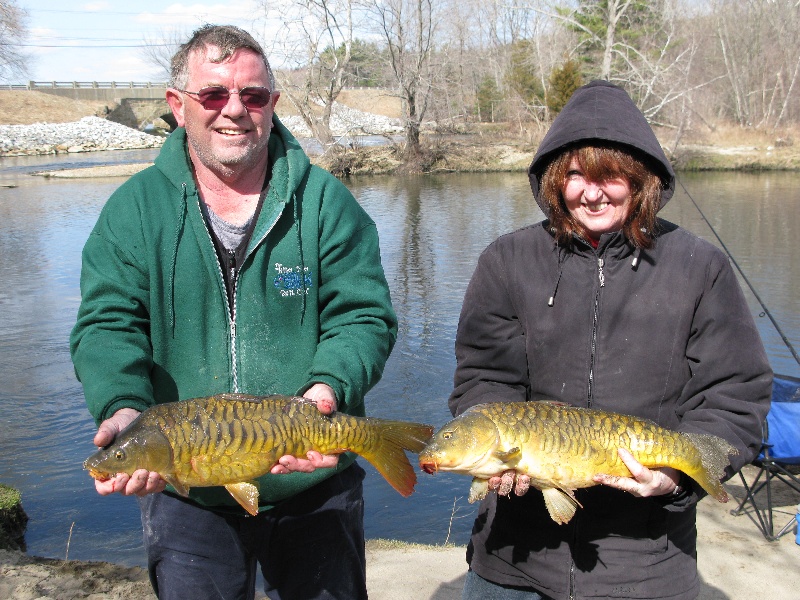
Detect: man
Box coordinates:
(70, 25, 397, 599)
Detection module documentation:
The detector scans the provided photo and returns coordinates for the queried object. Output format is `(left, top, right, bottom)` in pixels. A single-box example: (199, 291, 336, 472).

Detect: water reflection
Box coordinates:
(0, 154, 797, 567)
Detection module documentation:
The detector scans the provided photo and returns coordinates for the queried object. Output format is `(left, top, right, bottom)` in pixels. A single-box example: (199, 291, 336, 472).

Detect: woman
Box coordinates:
(449, 80, 772, 599)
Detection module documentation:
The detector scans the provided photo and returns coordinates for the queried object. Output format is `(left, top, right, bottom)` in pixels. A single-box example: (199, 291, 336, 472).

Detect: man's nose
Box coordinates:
(221, 91, 248, 117)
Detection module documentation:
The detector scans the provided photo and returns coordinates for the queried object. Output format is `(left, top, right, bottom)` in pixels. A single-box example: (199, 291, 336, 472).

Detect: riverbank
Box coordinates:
(20, 126, 800, 179)
(2, 466, 798, 599)
(2, 89, 800, 174)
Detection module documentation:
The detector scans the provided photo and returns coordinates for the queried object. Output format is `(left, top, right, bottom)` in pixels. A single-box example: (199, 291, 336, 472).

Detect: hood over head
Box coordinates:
(528, 80, 675, 216)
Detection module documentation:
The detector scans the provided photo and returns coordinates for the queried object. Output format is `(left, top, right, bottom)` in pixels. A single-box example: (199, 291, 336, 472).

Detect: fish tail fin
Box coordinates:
(356, 420, 434, 497)
(682, 432, 738, 502)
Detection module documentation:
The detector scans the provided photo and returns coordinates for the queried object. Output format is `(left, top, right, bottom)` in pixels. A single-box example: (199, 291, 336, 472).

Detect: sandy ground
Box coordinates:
(2, 466, 798, 600)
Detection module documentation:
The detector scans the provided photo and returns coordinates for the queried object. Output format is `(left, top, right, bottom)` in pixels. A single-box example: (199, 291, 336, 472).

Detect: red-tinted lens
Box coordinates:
(195, 87, 231, 110)
(237, 87, 272, 109)
(194, 86, 271, 110)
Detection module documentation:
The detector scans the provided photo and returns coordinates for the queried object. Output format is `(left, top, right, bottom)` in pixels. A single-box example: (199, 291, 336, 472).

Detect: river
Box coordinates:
(0, 149, 798, 566)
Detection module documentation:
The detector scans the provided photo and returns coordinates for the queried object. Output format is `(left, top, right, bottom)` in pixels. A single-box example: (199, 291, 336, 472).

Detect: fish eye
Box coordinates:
(114, 450, 126, 461)
(442, 432, 453, 440)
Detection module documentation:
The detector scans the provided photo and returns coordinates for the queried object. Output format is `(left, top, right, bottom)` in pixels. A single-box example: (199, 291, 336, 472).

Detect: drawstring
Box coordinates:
(293, 193, 307, 324)
(631, 247, 641, 269)
(169, 183, 188, 335)
(548, 242, 565, 307)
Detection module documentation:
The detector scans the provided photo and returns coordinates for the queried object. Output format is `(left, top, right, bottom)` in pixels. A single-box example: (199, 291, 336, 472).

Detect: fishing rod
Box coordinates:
(676, 177, 800, 368)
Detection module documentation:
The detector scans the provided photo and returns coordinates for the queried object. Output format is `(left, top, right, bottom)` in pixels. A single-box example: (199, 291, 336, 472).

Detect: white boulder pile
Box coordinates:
(0, 103, 403, 157)
(0, 116, 165, 156)
(279, 102, 404, 138)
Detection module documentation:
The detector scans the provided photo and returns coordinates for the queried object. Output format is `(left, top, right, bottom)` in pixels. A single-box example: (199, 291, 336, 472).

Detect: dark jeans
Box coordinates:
(137, 463, 367, 600)
(462, 570, 552, 600)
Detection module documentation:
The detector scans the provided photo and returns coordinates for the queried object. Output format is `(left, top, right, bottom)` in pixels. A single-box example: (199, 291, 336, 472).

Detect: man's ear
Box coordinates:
(165, 89, 186, 128)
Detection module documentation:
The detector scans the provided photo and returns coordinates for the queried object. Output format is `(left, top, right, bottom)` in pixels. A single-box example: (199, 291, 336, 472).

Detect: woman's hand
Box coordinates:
(593, 448, 682, 497)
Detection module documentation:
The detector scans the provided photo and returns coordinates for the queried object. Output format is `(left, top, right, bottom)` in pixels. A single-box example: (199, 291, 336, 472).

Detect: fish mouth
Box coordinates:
(419, 460, 438, 474)
(84, 463, 112, 481)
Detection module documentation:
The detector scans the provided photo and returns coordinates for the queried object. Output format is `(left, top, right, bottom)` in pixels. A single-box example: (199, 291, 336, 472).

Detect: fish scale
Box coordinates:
(84, 394, 434, 515)
(419, 400, 737, 524)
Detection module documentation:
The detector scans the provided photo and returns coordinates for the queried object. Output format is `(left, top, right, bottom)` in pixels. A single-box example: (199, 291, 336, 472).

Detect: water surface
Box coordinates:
(0, 153, 797, 565)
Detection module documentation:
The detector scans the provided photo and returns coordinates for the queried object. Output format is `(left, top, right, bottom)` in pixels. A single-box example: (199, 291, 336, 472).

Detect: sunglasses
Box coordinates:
(177, 86, 272, 110)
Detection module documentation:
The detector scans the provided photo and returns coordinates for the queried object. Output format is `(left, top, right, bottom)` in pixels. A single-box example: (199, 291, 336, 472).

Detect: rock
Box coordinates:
(0, 116, 165, 156)
(279, 102, 404, 138)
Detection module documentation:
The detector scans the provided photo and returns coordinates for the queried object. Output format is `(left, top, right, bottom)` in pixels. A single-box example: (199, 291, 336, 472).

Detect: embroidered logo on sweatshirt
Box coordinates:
(273, 263, 312, 297)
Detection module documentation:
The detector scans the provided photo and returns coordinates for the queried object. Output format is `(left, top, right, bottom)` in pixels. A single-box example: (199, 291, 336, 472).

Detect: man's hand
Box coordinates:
(488, 470, 531, 497)
(300, 382, 338, 415)
(592, 448, 681, 497)
(270, 383, 340, 475)
(93, 408, 167, 497)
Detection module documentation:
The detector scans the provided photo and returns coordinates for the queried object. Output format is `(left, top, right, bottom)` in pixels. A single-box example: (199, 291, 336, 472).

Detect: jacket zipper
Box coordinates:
(228, 249, 239, 392)
(197, 199, 242, 393)
(228, 249, 238, 294)
(572, 253, 606, 598)
(226, 206, 284, 392)
(597, 257, 605, 287)
(587, 257, 604, 406)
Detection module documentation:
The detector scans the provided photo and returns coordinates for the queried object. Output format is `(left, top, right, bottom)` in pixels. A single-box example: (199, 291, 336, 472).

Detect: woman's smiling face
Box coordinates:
(562, 156, 632, 241)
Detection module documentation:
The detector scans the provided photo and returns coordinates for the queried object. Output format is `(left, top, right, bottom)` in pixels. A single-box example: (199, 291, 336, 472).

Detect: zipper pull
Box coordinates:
(597, 257, 605, 287)
(228, 249, 237, 286)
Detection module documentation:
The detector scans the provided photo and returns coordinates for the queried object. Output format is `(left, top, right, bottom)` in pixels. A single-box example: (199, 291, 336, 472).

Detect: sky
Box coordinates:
(14, 1, 281, 84)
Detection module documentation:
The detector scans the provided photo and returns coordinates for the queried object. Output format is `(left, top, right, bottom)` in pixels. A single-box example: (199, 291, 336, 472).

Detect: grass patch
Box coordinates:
(0, 484, 21, 510)
(366, 538, 462, 551)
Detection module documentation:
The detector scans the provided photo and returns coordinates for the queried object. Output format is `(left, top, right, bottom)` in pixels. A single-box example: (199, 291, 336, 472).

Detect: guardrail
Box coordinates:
(1, 81, 168, 90)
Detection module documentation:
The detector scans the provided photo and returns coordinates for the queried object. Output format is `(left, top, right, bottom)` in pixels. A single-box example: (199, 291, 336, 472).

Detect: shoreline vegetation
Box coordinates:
(24, 129, 800, 180)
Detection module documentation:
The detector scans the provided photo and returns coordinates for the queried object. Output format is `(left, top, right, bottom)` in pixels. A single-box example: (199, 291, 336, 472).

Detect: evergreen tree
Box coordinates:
(505, 40, 543, 105)
(548, 60, 583, 114)
(564, 0, 666, 80)
(476, 76, 503, 122)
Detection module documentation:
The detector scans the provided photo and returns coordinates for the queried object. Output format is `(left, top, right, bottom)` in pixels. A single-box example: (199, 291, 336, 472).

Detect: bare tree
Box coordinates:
(367, 0, 439, 159)
(0, 1, 30, 83)
(259, 0, 363, 147)
(711, 0, 800, 130)
(141, 29, 189, 82)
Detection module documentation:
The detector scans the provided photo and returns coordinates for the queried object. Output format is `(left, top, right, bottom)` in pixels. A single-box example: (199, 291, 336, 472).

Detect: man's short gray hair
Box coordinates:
(169, 24, 276, 91)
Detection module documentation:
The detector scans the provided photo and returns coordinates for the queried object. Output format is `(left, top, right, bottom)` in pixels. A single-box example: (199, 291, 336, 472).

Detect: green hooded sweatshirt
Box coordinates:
(71, 116, 397, 511)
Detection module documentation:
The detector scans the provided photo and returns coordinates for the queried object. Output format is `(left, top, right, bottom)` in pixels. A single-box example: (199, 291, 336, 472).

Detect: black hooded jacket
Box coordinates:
(449, 81, 772, 599)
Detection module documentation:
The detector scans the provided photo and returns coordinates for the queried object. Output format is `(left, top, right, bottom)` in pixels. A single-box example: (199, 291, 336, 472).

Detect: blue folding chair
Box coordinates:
(730, 374, 800, 541)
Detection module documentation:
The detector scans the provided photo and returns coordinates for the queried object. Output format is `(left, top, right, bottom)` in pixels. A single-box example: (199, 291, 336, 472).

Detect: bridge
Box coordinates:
(3, 81, 168, 101)
(1, 81, 174, 131)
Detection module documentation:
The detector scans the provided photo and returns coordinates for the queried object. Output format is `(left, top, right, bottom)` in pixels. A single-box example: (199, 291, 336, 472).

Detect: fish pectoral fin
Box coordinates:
(225, 482, 260, 516)
(163, 475, 189, 497)
(493, 447, 522, 464)
(468, 478, 489, 503)
(541, 487, 579, 525)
